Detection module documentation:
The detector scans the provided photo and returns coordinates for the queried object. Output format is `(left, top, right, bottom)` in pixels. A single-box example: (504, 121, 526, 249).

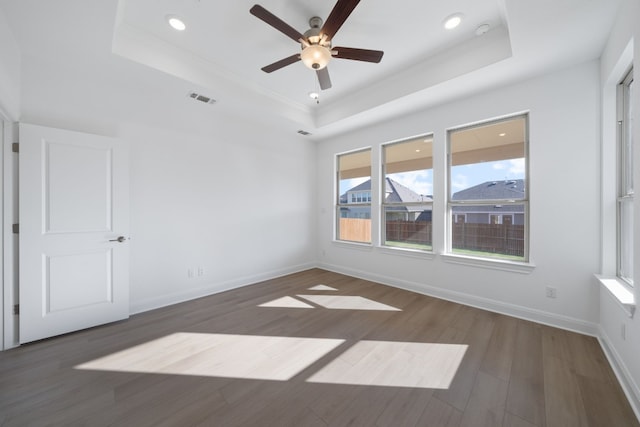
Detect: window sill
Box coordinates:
(377, 246, 435, 260)
(441, 253, 535, 274)
(596, 275, 635, 318)
(332, 240, 373, 252)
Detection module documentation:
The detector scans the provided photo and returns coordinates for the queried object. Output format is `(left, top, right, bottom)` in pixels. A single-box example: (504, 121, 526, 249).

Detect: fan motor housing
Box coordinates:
(301, 16, 332, 70)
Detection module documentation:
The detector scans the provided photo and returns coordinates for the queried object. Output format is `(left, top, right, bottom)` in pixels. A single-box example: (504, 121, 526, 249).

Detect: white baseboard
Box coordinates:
(316, 262, 599, 336)
(130, 262, 316, 315)
(598, 326, 640, 422)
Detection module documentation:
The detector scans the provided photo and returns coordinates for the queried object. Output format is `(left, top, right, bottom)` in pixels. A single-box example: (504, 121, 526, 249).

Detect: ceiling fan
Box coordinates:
(250, 0, 384, 91)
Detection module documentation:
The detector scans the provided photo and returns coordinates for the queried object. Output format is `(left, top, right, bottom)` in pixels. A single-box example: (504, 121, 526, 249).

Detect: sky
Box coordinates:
(339, 158, 525, 197)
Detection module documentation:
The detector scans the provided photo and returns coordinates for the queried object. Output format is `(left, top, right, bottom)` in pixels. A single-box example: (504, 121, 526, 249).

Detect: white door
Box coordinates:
(19, 123, 129, 343)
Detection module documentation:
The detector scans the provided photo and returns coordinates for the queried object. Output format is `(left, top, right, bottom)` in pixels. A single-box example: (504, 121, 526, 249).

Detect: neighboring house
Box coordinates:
(340, 178, 432, 220)
(340, 178, 525, 224)
(451, 179, 525, 225)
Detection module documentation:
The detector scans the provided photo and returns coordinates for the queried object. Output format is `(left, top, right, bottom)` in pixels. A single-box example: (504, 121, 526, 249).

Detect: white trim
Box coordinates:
(317, 262, 596, 336)
(598, 326, 640, 422)
(0, 117, 3, 350)
(446, 113, 531, 263)
(441, 253, 535, 274)
(331, 240, 373, 251)
(600, 39, 633, 279)
(596, 274, 636, 318)
(377, 245, 435, 260)
(130, 262, 316, 315)
(1, 113, 17, 350)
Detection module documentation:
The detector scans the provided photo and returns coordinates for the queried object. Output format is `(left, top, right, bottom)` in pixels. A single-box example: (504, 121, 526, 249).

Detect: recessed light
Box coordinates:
(499, 133, 506, 137)
(415, 149, 421, 153)
(166, 15, 186, 31)
(444, 13, 463, 30)
(309, 92, 319, 100)
(475, 24, 491, 36)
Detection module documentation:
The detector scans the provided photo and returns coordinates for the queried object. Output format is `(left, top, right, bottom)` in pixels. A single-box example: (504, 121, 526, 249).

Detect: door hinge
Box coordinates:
(12, 142, 19, 153)
(12, 223, 19, 234)
(13, 304, 19, 315)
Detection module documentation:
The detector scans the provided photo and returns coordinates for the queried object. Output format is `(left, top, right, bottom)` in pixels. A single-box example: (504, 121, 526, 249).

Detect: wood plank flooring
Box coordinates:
(0, 268, 638, 426)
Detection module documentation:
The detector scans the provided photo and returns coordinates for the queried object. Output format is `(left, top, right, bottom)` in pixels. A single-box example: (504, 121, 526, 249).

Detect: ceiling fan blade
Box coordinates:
(320, 0, 360, 40)
(333, 46, 384, 63)
(317, 68, 332, 90)
(250, 4, 305, 43)
(261, 54, 301, 73)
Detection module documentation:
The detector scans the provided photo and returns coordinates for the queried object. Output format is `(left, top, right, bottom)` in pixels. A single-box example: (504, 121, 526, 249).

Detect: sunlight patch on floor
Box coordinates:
(308, 285, 338, 291)
(296, 295, 402, 311)
(307, 341, 467, 389)
(75, 333, 344, 381)
(258, 296, 314, 308)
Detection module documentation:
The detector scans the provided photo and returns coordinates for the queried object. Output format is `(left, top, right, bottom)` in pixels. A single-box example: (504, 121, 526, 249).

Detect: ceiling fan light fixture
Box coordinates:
(301, 44, 331, 70)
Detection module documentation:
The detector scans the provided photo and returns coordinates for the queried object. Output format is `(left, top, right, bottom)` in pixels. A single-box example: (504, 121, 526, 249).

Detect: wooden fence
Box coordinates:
(341, 219, 525, 256)
(385, 220, 432, 245)
(451, 222, 525, 256)
(339, 218, 372, 243)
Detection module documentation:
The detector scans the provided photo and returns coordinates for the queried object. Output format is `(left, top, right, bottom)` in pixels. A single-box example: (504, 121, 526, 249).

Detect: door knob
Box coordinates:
(109, 236, 127, 243)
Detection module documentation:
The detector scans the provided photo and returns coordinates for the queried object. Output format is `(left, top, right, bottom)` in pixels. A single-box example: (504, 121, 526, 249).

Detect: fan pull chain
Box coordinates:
(309, 74, 320, 104)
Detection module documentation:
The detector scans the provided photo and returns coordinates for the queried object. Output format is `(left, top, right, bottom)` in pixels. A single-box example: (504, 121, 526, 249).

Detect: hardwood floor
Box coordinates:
(0, 269, 637, 426)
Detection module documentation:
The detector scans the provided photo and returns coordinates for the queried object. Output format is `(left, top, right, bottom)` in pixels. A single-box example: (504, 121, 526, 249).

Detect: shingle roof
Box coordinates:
(452, 204, 524, 213)
(385, 179, 430, 203)
(346, 180, 372, 193)
(451, 179, 525, 201)
(340, 178, 432, 206)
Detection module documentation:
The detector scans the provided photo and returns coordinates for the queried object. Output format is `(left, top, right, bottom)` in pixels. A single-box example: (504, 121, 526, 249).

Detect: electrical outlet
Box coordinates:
(197, 266, 204, 276)
(187, 268, 194, 278)
(545, 286, 557, 298)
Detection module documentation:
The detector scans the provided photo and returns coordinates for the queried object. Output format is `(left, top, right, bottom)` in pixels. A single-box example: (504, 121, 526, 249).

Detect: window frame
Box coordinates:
(381, 134, 434, 252)
(446, 113, 530, 263)
(335, 148, 372, 244)
(617, 68, 634, 287)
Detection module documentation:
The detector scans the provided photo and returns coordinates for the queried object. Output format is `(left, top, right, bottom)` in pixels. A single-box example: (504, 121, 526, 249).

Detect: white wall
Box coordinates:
(17, 45, 318, 314)
(598, 0, 640, 416)
(0, 5, 20, 120)
(316, 60, 602, 334)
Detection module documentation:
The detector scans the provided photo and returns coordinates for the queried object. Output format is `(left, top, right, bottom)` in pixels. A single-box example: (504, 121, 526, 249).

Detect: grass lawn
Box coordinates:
(385, 241, 432, 251)
(384, 242, 525, 261)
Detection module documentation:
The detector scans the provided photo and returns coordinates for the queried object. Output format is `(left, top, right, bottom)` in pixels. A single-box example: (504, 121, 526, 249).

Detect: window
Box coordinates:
(381, 135, 433, 251)
(618, 69, 634, 286)
(337, 149, 372, 243)
(448, 115, 529, 261)
(347, 191, 371, 204)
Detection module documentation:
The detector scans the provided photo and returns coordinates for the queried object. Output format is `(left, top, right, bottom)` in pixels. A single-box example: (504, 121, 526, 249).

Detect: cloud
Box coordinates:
(509, 158, 525, 175)
(451, 174, 469, 191)
(491, 158, 525, 176)
(492, 162, 507, 170)
(339, 177, 368, 194)
(388, 171, 433, 195)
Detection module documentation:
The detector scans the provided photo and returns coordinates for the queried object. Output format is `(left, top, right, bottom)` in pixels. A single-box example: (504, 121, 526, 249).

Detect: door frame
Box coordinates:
(1, 109, 18, 350)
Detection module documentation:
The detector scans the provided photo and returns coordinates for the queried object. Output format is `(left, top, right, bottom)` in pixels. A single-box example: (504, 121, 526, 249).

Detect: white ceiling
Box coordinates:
(120, 0, 506, 102)
(0, 0, 622, 140)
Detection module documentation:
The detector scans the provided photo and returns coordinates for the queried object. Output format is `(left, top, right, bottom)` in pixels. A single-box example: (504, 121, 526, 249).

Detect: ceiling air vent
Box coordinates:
(297, 130, 312, 136)
(188, 92, 216, 105)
